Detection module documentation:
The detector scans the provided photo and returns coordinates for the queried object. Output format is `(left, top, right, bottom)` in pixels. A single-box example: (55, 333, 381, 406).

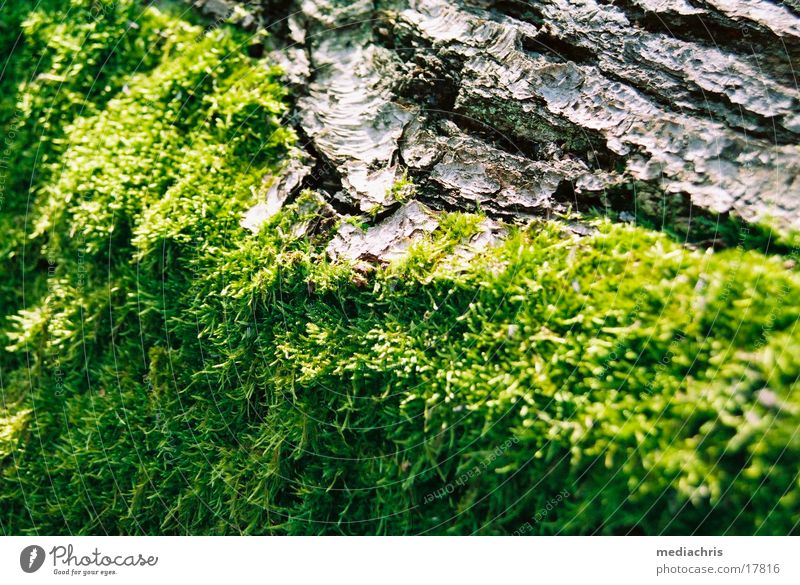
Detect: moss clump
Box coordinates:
(2, 0, 799, 536)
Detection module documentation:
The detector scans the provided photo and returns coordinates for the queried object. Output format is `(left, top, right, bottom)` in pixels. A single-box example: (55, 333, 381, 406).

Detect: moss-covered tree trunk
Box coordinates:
(2, 0, 799, 535)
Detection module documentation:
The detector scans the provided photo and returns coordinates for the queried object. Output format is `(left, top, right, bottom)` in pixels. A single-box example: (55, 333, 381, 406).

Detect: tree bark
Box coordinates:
(190, 0, 800, 258)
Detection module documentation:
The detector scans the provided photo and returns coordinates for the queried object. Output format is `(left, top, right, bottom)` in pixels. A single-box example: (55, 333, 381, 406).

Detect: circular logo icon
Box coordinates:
(20, 545, 46, 573)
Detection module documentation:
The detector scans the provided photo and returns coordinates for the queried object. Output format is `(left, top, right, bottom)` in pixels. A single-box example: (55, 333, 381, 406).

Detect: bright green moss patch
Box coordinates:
(1, 0, 799, 536)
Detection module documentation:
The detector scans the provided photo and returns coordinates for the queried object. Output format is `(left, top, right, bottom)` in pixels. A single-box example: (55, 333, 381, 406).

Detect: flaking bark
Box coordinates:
(190, 0, 800, 260)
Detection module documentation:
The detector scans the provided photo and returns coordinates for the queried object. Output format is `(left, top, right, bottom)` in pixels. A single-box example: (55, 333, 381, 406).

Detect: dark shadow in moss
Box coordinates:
(558, 180, 798, 257)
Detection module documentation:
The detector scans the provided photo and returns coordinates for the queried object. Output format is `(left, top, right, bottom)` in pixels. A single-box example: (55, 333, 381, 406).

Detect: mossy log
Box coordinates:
(2, 0, 799, 534)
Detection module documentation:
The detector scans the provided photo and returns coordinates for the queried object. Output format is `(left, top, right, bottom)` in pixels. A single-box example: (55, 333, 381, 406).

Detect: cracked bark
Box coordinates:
(189, 0, 800, 261)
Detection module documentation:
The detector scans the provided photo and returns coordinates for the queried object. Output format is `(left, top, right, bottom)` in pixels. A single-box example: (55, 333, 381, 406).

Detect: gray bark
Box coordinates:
(190, 0, 800, 260)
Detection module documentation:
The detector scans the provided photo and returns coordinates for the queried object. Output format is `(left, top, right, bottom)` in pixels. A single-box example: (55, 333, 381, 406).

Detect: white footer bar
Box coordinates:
(1, 537, 796, 583)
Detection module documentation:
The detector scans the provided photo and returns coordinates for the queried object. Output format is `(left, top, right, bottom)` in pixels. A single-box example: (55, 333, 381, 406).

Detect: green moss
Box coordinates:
(1, 0, 799, 536)
(386, 172, 416, 204)
(600, 181, 799, 255)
